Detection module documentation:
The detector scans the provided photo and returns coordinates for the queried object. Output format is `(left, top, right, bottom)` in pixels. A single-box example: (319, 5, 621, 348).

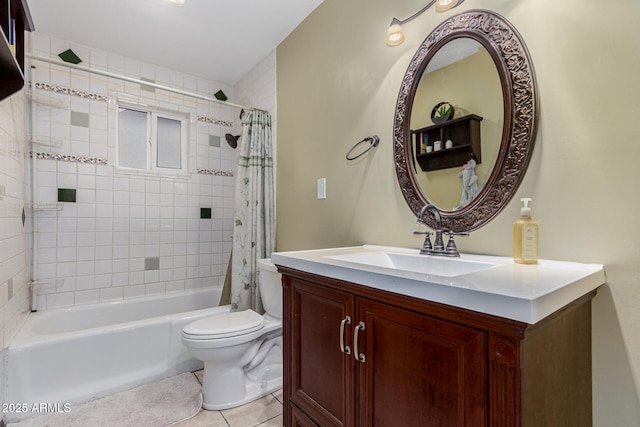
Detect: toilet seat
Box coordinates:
(183, 309, 265, 340)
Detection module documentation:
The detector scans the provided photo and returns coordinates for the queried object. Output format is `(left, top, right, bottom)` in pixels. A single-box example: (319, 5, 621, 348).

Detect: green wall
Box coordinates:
(276, 0, 640, 424)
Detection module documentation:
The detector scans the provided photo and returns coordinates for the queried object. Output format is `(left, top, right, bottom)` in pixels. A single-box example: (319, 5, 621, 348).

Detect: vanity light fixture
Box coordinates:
(165, 0, 186, 6)
(386, 0, 465, 46)
(435, 0, 463, 12)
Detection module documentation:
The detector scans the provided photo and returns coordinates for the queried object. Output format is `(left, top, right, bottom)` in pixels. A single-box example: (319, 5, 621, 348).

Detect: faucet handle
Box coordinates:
(447, 231, 469, 238)
(414, 231, 433, 253)
(445, 231, 469, 256)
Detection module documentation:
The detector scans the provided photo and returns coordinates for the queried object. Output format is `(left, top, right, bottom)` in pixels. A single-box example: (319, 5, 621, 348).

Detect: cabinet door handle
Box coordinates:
(340, 316, 351, 354)
(353, 321, 366, 363)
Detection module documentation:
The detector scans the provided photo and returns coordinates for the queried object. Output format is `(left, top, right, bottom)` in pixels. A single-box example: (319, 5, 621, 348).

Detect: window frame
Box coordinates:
(115, 100, 191, 175)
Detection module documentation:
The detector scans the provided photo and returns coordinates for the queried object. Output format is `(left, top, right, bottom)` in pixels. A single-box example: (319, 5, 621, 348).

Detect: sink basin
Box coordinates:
(325, 251, 500, 278)
(272, 245, 606, 323)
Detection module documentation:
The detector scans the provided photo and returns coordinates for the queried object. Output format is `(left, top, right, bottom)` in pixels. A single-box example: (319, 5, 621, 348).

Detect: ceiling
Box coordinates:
(27, 0, 324, 86)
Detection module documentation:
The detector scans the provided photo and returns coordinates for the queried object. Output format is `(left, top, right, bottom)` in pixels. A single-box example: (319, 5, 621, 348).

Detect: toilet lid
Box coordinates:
(183, 309, 265, 339)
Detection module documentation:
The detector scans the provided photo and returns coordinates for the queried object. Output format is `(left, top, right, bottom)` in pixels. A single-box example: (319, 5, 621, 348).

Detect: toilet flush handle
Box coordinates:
(340, 316, 351, 355)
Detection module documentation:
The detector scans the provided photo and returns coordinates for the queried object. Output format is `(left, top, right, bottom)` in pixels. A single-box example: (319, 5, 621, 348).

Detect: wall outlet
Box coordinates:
(317, 178, 326, 199)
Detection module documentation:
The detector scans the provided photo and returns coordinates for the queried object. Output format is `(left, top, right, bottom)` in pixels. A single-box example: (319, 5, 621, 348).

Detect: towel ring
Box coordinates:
(346, 135, 380, 160)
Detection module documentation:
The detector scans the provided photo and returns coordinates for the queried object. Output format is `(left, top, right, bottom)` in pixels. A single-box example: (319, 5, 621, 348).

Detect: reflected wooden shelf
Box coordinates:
(412, 114, 482, 172)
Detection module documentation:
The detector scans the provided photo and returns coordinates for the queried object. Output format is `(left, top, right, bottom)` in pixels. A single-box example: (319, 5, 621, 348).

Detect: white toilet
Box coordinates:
(181, 258, 283, 410)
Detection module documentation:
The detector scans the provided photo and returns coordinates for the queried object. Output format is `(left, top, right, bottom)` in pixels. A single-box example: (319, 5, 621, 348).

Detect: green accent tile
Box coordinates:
(214, 90, 228, 101)
(200, 208, 212, 219)
(145, 257, 160, 271)
(70, 111, 90, 127)
(58, 49, 82, 64)
(140, 77, 156, 92)
(209, 135, 221, 147)
(58, 188, 77, 203)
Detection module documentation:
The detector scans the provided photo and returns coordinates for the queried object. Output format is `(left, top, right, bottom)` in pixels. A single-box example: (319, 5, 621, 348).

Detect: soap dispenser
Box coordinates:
(513, 197, 538, 264)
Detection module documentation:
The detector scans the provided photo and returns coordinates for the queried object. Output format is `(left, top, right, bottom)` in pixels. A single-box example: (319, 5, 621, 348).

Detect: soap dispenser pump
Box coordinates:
(513, 197, 538, 264)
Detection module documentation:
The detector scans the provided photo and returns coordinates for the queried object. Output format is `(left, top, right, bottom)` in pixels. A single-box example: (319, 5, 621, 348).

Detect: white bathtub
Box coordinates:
(5, 288, 228, 422)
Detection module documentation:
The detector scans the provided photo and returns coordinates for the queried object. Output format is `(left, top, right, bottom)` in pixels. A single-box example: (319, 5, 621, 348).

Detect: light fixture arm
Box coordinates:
(389, 0, 436, 26)
(386, 0, 466, 46)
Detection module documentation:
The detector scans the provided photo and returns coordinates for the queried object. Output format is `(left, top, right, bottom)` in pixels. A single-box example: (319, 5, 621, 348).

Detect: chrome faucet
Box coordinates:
(414, 204, 468, 257)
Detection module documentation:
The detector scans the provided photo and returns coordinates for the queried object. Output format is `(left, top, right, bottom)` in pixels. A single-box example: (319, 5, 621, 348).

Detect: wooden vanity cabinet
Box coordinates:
(286, 277, 355, 427)
(291, 404, 323, 427)
(280, 266, 595, 427)
(356, 298, 486, 426)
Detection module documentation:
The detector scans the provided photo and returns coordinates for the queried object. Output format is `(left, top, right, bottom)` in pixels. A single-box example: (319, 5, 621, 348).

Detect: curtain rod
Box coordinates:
(26, 53, 264, 113)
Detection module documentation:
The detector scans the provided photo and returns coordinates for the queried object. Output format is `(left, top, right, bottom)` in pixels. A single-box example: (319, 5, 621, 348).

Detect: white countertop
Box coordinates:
(271, 245, 606, 324)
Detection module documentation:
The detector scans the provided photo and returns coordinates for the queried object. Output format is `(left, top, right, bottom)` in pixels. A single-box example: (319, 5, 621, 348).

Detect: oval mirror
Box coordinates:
(411, 38, 502, 211)
(394, 10, 538, 232)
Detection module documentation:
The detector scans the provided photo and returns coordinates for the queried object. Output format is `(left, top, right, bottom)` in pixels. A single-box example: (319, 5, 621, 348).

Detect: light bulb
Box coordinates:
(386, 24, 405, 47)
(435, 0, 460, 12)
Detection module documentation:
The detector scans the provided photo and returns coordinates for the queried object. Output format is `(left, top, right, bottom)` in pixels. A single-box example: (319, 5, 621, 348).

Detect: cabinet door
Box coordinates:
(291, 404, 319, 427)
(288, 277, 356, 427)
(356, 298, 486, 427)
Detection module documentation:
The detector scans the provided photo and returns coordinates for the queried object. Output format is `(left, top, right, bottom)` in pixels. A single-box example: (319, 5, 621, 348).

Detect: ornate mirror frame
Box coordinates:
(393, 10, 537, 232)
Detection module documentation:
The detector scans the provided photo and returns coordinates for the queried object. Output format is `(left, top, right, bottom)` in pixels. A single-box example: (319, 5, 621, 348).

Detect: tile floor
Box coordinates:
(174, 370, 283, 427)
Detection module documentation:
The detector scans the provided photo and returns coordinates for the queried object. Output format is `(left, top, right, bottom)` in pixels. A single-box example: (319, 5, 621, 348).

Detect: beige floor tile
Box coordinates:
(193, 369, 204, 384)
(272, 388, 284, 404)
(172, 408, 229, 427)
(256, 414, 283, 426)
(221, 394, 282, 427)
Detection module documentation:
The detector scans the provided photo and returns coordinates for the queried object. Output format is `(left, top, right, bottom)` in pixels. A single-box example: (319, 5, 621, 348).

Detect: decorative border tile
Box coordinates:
(31, 152, 233, 175)
(197, 115, 233, 127)
(35, 82, 108, 102)
(197, 168, 234, 177)
(35, 82, 233, 127)
(31, 151, 108, 165)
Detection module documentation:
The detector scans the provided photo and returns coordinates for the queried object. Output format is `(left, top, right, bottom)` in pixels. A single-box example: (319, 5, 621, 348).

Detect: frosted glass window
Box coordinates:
(118, 108, 148, 169)
(115, 101, 189, 173)
(157, 117, 182, 169)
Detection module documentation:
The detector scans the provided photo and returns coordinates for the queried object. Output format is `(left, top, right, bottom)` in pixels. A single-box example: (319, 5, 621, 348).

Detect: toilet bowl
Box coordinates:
(181, 258, 283, 410)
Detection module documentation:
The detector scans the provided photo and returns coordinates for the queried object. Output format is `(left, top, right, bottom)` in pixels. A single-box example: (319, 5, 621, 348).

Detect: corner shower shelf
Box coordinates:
(30, 279, 63, 290)
(28, 92, 69, 110)
(31, 202, 64, 211)
(29, 135, 65, 149)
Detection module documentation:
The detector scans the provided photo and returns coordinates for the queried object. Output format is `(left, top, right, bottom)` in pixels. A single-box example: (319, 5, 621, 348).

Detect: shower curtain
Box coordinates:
(227, 109, 275, 312)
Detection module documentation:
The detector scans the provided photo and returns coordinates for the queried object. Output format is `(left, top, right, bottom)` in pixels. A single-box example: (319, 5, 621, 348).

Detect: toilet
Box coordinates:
(181, 258, 283, 410)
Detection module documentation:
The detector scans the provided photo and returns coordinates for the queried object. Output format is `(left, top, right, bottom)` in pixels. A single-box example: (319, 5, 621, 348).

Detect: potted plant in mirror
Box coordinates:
(431, 102, 454, 124)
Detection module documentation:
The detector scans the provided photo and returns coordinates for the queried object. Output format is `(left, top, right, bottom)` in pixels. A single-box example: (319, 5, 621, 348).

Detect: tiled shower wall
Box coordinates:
(0, 83, 30, 410)
(29, 34, 243, 310)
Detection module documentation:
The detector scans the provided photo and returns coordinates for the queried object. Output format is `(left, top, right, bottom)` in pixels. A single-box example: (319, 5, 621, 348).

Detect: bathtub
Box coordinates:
(5, 288, 228, 422)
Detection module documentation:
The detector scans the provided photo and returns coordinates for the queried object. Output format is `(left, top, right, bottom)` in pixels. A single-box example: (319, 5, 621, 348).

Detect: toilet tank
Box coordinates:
(257, 258, 282, 320)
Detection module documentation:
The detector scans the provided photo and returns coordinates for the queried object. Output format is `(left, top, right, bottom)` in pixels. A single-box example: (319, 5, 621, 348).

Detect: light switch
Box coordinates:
(317, 178, 326, 199)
